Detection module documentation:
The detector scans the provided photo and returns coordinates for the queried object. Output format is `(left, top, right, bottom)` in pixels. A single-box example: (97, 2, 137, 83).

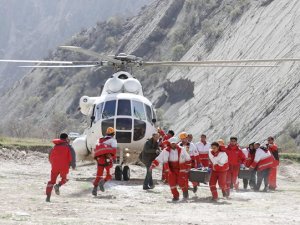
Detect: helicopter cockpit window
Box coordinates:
(101, 119, 114, 136)
(145, 104, 152, 122)
(116, 118, 132, 131)
(117, 99, 131, 116)
(102, 100, 116, 119)
(134, 120, 146, 141)
(95, 102, 104, 121)
(132, 100, 146, 120)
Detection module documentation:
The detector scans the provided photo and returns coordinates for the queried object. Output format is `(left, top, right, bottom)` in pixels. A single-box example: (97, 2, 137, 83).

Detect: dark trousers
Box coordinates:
(255, 168, 270, 191)
(243, 170, 256, 189)
(143, 166, 153, 188)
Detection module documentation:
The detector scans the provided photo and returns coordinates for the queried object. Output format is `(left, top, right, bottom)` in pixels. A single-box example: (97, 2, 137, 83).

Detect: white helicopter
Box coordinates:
(1, 45, 300, 181)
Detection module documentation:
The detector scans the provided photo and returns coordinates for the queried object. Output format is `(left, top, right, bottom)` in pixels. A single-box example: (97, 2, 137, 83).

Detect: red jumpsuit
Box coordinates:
(158, 130, 173, 182)
(180, 141, 198, 188)
(93, 137, 117, 187)
(209, 150, 229, 200)
(195, 142, 211, 167)
(250, 148, 274, 190)
(267, 144, 279, 190)
(225, 144, 246, 192)
(46, 139, 73, 196)
(151, 145, 191, 199)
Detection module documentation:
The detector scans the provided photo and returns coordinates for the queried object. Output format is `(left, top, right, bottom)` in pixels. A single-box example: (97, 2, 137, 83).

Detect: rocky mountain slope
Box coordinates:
(0, 0, 150, 92)
(0, 0, 299, 149)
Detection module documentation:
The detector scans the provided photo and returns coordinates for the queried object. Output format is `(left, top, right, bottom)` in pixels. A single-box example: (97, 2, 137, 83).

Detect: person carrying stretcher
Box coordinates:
(209, 142, 229, 201)
(150, 137, 191, 201)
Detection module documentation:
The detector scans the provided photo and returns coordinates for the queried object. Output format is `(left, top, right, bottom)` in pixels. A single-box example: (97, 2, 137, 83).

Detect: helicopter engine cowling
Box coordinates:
(106, 76, 123, 93)
(80, 96, 97, 115)
(72, 135, 89, 161)
(123, 78, 142, 93)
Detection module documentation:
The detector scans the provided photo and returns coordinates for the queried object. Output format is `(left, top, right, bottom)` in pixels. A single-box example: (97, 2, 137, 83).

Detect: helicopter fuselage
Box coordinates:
(72, 72, 157, 161)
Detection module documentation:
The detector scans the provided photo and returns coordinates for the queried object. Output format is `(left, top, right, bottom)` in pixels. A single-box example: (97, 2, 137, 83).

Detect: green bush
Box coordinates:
(172, 44, 186, 60)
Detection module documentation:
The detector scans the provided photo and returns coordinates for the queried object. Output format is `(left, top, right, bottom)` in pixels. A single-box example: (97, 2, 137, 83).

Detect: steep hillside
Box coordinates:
(0, 0, 150, 92)
(0, 0, 299, 149)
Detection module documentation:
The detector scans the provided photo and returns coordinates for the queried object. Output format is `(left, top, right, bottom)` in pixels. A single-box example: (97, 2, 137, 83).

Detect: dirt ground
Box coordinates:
(0, 148, 300, 225)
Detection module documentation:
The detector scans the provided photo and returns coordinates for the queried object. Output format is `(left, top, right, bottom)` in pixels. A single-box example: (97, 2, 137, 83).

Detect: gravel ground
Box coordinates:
(0, 148, 299, 225)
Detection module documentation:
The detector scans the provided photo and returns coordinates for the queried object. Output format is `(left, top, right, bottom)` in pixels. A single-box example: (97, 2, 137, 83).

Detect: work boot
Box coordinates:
(46, 194, 51, 202)
(172, 197, 179, 202)
(193, 186, 198, 193)
(183, 191, 189, 199)
(54, 184, 60, 195)
(92, 186, 98, 196)
(99, 179, 105, 192)
(263, 186, 269, 192)
(211, 197, 218, 202)
(222, 190, 228, 198)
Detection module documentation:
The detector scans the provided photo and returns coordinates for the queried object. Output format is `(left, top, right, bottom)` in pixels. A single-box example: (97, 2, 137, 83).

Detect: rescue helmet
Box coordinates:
(179, 132, 188, 140)
(106, 127, 115, 135)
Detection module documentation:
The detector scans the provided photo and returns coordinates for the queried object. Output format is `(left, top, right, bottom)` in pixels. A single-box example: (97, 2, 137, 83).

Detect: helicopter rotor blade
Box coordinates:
(0, 59, 74, 64)
(143, 58, 300, 67)
(59, 46, 120, 64)
(141, 64, 278, 68)
(19, 65, 98, 68)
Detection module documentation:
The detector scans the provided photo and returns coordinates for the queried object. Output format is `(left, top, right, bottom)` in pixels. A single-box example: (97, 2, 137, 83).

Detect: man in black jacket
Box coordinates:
(141, 133, 160, 190)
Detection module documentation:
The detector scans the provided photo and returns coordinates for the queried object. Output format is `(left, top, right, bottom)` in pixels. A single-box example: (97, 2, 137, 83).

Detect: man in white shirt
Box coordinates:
(195, 134, 211, 167)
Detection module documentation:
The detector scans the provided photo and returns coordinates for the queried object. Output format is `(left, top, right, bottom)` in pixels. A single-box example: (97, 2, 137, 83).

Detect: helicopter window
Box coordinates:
(133, 120, 146, 141)
(101, 119, 115, 136)
(132, 100, 146, 120)
(118, 74, 128, 80)
(116, 132, 131, 143)
(152, 106, 157, 121)
(95, 102, 104, 121)
(117, 99, 131, 116)
(145, 104, 152, 122)
(116, 118, 132, 130)
(102, 100, 116, 119)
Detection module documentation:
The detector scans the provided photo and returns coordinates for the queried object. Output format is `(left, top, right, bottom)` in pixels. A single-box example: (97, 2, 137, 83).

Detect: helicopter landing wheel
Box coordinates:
(115, 165, 123, 181)
(123, 165, 130, 181)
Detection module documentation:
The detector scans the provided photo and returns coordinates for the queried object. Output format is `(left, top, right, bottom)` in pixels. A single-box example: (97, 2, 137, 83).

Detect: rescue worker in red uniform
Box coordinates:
(158, 128, 175, 182)
(178, 132, 199, 193)
(150, 137, 191, 201)
(92, 127, 117, 196)
(267, 136, 279, 190)
(225, 137, 246, 193)
(209, 142, 229, 201)
(241, 143, 256, 189)
(249, 143, 274, 192)
(195, 134, 211, 167)
(46, 133, 76, 202)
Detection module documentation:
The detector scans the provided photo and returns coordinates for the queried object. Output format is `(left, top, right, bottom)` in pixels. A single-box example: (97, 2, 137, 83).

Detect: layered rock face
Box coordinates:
(0, 0, 299, 146)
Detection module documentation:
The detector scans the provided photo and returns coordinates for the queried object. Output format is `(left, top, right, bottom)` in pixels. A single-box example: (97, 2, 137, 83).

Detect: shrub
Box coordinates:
(171, 44, 186, 60)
